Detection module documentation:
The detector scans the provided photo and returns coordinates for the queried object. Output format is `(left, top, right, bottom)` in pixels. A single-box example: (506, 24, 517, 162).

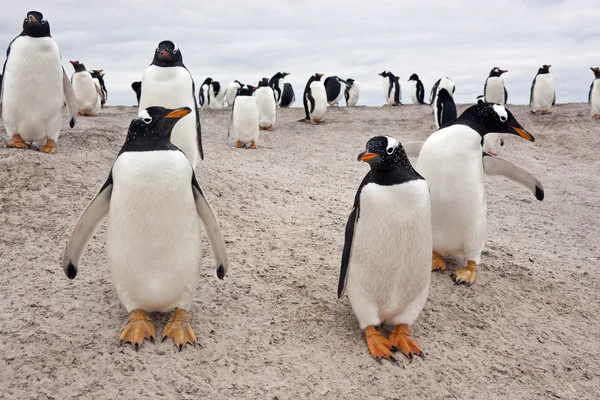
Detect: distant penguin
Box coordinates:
(131, 81, 142, 105)
(530, 65, 555, 115)
(339, 136, 431, 362)
(433, 88, 457, 129)
(429, 77, 455, 106)
(415, 103, 543, 286)
(70, 61, 102, 116)
(230, 85, 259, 148)
(324, 76, 349, 106)
(379, 71, 401, 106)
(408, 74, 426, 104)
(484, 67, 508, 105)
(1, 11, 77, 153)
(139, 40, 203, 165)
(90, 69, 108, 107)
(280, 83, 295, 108)
(589, 67, 600, 119)
(209, 80, 225, 109)
(302, 73, 327, 124)
(255, 77, 276, 131)
(477, 95, 485, 104)
(199, 78, 212, 110)
(225, 80, 243, 107)
(344, 78, 359, 107)
(62, 106, 228, 351)
(268, 72, 290, 106)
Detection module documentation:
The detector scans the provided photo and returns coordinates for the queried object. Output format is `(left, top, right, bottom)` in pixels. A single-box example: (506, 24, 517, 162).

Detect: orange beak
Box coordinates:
(358, 152, 379, 162)
(591, 67, 599, 72)
(69, 60, 78, 65)
(165, 108, 192, 119)
(29, 16, 38, 22)
(160, 51, 169, 57)
(512, 126, 534, 142)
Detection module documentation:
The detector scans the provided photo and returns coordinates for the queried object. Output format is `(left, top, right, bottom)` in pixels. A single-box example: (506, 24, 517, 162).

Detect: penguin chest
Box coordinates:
(591, 80, 600, 115)
(255, 88, 276, 127)
(381, 77, 390, 100)
(309, 82, 327, 119)
(233, 97, 259, 143)
(411, 82, 419, 104)
(72, 72, 101, 114)
(532, 74, 554, 110)
(485, 77, 505, 104)
(348, 85, 359, 106)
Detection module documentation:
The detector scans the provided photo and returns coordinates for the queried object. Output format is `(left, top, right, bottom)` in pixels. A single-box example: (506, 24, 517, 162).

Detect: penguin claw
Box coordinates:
(161, 308, 197, 351)
(119, 309, 155, 351)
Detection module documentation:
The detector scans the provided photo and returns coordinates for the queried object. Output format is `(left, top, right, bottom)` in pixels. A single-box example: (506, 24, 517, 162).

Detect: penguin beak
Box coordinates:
(160, 51, 169, 58)
(317, 73, 324, 78)
(284, 72, 290, 76)
(165, 107, 192, 119)
(500, 70, 508, 74)
(511, 126, 535, 142)
(378, 73, 383, 76)
(591, 67, 599, 72)
(358, 151, 379, 162)
(69, 60, 78, 66)
(29, 16, 38, 23)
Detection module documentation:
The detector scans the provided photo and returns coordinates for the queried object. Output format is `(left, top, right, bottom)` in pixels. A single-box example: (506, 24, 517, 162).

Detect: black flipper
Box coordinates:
(338, 200, 359, 298)
(504, 87, 508, 104)
(191, 76, 204, 160)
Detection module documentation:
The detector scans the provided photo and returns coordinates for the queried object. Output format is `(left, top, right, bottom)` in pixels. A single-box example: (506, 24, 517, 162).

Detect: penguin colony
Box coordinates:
(2, 9, 594, 362)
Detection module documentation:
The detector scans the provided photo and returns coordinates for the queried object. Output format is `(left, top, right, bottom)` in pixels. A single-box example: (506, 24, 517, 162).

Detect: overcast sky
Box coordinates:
(2, 1, 599, 107)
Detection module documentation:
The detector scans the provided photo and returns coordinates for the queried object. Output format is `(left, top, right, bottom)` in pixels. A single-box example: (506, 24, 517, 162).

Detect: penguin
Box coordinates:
(378, 71, 401, 106)
(229, 85, 259, 148)
(225, 80, 243, 107)
(199, 77, 212, 110)
(415, 103, 543, 286)
(324, 76, 349, 107)
(131, 81, 142, 105)
(484, 67, 508, 105)
(62, 106, 228, 351)
(477, 95, 485, 104)
(433, 88, 457, 129)
(339, 135, 431, 362)
(302, 73, 327, 124)
(255, 77, 277, 131)
(530, 65, 555, 115)
(0, 11, 77, 153)
(429, 77, 455, 106)
(588, 67, 600, 119)
(344, 79, 359, 107)
(90, 69, 108, 107)
(280, 83, 295, 108)
(70, 61, 102, 116)
(408, 74, 426, 104)
(139, 40, 203, 165)
(209, 80, 225, 109)
(268, 72, 290, 106)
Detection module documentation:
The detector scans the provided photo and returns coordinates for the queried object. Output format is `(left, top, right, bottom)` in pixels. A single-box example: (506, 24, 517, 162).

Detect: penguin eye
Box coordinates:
(386, 147, 395, 155)
(142, 117, 152, 124)
(41, 19, 47, 24)
(500, 115, 507, 122)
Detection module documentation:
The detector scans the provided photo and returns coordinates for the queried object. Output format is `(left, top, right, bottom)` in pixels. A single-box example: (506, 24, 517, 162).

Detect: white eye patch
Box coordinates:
(493, 104, 508, 122)
(138, 109, 152, 124)
(173, 43, 179, 53)
(385, 136, 399, 154)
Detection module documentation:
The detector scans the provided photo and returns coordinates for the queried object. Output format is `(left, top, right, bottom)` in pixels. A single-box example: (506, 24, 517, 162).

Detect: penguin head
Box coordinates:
(458, 103, 534, 143)
(489, 67, 508, 77)
(346, 78, 355, 85)
(258, 78, 269, 87)
(234, 79, 244, 87)
(129, 107, 191, 139)
(408, 73, 419, 82)
(279, 72, 291, 77)
(22, 11, 50, 37)
(477, 95, 485, 104)
(202, 77, 213, 86)
(357, 136, 411, 172)
(312, 73, 324, 81)
(591, 67, 600, 79)
(90, 70, 104, 79)
(237, 85, 258, 96)
(153, 41, 183, 67)
(69, 61, 87, 73)
(537, 65, 551, 74)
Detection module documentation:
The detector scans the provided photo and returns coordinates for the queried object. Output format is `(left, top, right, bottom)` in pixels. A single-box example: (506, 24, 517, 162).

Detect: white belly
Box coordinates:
(309, 82, 327, 120)
(347, 180, 431, 329)
(209, 89, 225, 109)
(255, 87, 277, 128)
(382, 77, 390, 102)
(72, 72, 101, 115)
(591, 80, 600, 116)
(139, 65, 199, 166)
(347, 84, 359, 106)
(225, 83, 239, 107)
(411, 82, 419, 104)
(532, 74, 554, 111)
(485, 77, 505, 105)
(232, 97, 259, 144)
(1, 36, 64, 142)
(107, 151, 202, 313)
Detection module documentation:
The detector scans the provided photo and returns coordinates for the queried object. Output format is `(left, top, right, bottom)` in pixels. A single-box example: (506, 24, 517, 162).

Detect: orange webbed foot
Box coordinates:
(389, 324, 424, 361)
(162, 308, 197, 351)
(120, 309, 156, 351)
(365, 326, 396, 363)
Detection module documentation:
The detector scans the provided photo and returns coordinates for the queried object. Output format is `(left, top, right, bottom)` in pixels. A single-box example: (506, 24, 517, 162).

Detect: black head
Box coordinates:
(89, 69, 104, 79)
(234, 79, 243, 86)
(273, 72, 290, 79)
(258, 78, 269, 87)
(408, 73, 419, 81)
(22, 11, 50, 38)
(152, 41, 183, 67)
(455, 103, 535, 144)
(202, 77, 213, 86)
(346, 78, 355, 85)
(591, 67, 600, 79)
(69, 61, 86, 73)
(306, 73, 324, 85)
(127, 106, 191, 143)
(477, 95, 485, 104)
(489, 67, 508, 77)
(357, 136, 413, 173)
(238, 85, 257, 96)
(537, 65, 551, 74)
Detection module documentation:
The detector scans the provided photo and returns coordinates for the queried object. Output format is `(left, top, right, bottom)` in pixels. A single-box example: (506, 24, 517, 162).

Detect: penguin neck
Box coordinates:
(368, 164, 422, 186)
(120, 130, 178, 153)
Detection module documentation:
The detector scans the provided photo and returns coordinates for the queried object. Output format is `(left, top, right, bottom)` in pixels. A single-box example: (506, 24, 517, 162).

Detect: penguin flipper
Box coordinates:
(307, 91, 316, 114)
(62, 173, 113, 279)
(482, 153, 544, 201)
(62, 68, 77, 128)
(589, 83, 593, 104)
(191, 78, 204, 160)
(504, 87, 508, 104)
(338, 203, 359, 299)
(552, 91, 556, 106)
(344, 88, 350, 106)
(529, 77, 536, 106)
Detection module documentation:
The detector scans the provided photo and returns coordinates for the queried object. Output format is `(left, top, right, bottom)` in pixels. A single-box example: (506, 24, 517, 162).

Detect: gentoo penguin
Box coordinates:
(131, 81, 142, 105)
(199, 77, 212, 110)
(255, 78, 277, 131)
(1, 11, 77, 153)
(415, 103, 543, 285)
(90, 69, 108, 107)
(477, 95, 485, 104)
(139, 40, 203, 165)
(588, 67, 600, 119)
(62, 106, 228, 351)
(408, 74, 426, 104)
(229, 85, 259, 148)
(429, 77, 455, 106)
(70, 61, 102, 116)
(225, 80, 243, 107)
(302, 73, 327, 124)
(339, 136, 431, 362)
(379, 71, 401, 106)
(433, 88, 457, 129)
(268, 72, 290, 106)
(484, 67, 508, 105)
(280, 83, 295, 108)
(209, 80, 225, 109)
(324, 76, 349, 106)
(344, 79, 359, 107)
(530, 65, 555, 115)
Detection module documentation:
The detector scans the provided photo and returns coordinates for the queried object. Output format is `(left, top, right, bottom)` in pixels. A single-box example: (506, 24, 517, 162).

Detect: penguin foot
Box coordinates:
(593, 115, 599, 120)
(6, 134, 29, 149)
(534, 110, 541, 116)
(267, 125, 273, 131)
(259, 126, 264, 131)
(248, 141, 257, 149)
(235, 141, 244, 148)
(451, 260, 477, 285)
(365, 326, 396, 363)
(431, 251, 446, 272)
(38, 139, 55, 154)
(162, 308, 197, 351)
(311, 119, 319, 125)
(119, 309, 156, 351)
(542, 110, 552, 115)
(390, 324, 424, 361)
(318, 119, 325, 123)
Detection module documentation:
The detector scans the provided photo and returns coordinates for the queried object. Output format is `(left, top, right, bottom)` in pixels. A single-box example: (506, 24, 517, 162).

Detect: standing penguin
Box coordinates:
(429, 77, 455, 106)
(415, 103, 543, 285)
(280, 83, 295, 108)
(379, 71, 401, 106)
(225, 80, 243, 107)
(530, 65, 555, 115)
(324, 76, 349, 107)
(131, 81, 142, 105)
(199, 78, 212, 110)
(62, 106, 228, 351)
(1, 11, 77, 153)
(90, 69, 108, 107)
(433, 88, 457, 129)
(255, 77, 277, 131)
(229, 85, 259, 149)
(70, 61, 102, 116)
(339, 136, 431, 362)
(302, 73, 327, 124)
(588, 67, 600, 119)
(139, 40, 203, 165)
(268, 72, 290, 106)
(408, 74, 425, 104)
(344, 79, 359, 107)
(209, 80, 225, 109)
(484, 67, 508, 105)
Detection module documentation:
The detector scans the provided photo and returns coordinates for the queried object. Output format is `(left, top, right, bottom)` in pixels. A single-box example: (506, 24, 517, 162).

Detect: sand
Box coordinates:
(0, 103, 599, 399)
